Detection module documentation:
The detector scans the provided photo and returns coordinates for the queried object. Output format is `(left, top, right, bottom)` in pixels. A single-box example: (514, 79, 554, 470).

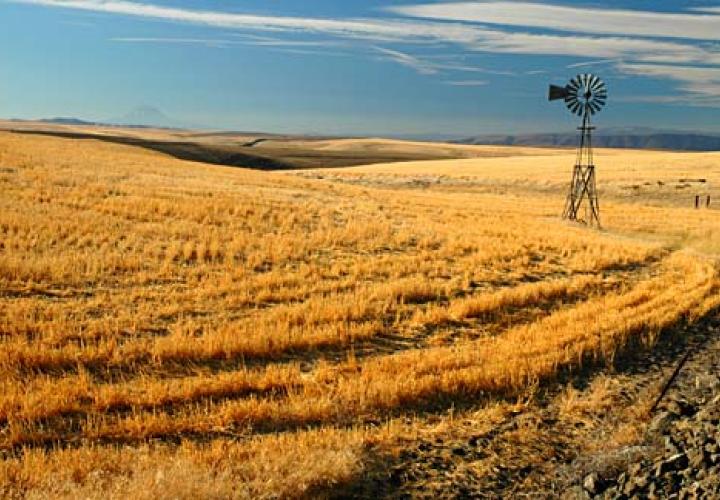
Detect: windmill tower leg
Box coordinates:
(563, 166, 579, 220)
(585, 166, 601, 227)
(562, 111, 601, 228)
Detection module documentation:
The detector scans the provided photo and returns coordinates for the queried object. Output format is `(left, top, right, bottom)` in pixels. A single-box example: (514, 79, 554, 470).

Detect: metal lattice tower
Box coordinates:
(548, 74, 607, 228)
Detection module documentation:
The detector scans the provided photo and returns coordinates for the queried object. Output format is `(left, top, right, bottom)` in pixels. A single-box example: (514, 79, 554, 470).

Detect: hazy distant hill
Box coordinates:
(106, 106, 185, 129)
(455, 128, 720, 151)
(39, 117, 100, 126)
(30, 106, 187, 129)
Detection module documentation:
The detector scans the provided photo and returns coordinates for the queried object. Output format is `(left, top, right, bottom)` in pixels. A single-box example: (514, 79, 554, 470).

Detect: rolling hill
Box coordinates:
(456, 127, 720, 151)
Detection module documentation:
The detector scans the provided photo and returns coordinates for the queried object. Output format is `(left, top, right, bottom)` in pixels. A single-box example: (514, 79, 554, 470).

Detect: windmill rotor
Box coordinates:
(548, 73, 607, 117)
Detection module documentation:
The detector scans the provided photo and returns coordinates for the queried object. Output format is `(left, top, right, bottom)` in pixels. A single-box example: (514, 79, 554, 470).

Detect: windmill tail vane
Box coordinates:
(548, 73, 607, 228)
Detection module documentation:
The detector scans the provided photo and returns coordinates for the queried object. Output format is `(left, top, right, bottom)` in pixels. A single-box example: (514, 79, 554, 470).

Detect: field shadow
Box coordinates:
(11, 130, 295, 170)
(10, 129, 474, 171)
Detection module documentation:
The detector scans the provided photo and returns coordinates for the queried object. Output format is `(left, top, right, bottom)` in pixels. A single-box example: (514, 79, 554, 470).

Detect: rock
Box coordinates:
(688, 449, 706, 469)
(583, 472, 605, 496)
(623, 478, 638, 496)
(617, 472, 627, 486)
(576, 329, 720, 499)
(666, 400, 683, 417)
(650, 411, 676, 435)
(634, 475, 649, 490)
(648, 480, 659, 497)
(656, 453, 688, 476)
(664, 435, 680, 455)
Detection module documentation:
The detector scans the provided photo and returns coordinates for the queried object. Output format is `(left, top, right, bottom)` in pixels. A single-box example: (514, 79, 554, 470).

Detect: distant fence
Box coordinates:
(695, 195, 711, 209)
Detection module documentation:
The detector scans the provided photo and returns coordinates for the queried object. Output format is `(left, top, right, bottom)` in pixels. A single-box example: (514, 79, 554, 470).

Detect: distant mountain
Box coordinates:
(39, 117, 99, 126)
(106, 105, 184, 129)
(18, 106, 189, 130)
(455, 128, 720, 151)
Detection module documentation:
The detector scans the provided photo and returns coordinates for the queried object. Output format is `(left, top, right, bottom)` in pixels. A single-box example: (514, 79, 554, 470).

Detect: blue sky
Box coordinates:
(2, 0, 720, 136)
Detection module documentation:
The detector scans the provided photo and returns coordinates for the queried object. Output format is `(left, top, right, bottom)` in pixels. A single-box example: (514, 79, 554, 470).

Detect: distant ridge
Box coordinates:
(39, 117, 100, 126)
(455, 128, 720, 152)
(21, 106, 191, 130)
(106, 105, 185, 129)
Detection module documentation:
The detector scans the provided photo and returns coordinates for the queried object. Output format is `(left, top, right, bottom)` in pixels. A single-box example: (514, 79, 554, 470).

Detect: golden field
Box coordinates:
(0, 130, 719, 498)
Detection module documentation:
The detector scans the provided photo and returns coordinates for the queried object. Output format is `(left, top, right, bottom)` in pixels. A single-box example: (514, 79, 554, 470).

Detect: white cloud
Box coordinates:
(692, 7, 720, 14)
(618, 63, 720, 83)
(17, 0, 720, 67)
(617, 63, 720, 105)
(16, 0, 464, 42)
(567, 59, 617, 69)
(374, 46, 438, 74)
(443, 80, 488, 86)
(111, 37, 235, 47)
(389, 2, 720, 42)
(459, 30, 720, 65)
(16, 0, 720, 100)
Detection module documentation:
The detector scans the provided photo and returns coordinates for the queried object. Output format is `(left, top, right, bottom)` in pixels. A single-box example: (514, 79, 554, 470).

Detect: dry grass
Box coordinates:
(0, 131, 718, 497)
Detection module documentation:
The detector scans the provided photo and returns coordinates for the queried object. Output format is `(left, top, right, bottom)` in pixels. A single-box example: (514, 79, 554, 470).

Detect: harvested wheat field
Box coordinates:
(1, 131, 719, 498)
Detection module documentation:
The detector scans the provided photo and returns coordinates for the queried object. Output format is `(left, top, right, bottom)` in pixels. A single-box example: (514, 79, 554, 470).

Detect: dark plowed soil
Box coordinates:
(339, 313, 720, 499)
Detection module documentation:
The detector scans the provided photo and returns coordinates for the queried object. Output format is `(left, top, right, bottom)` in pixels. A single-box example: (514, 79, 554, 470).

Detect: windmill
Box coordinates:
(549, 74, 607, 227)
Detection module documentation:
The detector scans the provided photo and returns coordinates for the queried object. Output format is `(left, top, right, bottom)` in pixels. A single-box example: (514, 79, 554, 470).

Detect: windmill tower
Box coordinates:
(548, 74, 607, 228)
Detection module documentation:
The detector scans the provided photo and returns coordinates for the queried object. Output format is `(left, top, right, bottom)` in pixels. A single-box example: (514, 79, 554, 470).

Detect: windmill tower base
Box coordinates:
(563, 164, 600, 227)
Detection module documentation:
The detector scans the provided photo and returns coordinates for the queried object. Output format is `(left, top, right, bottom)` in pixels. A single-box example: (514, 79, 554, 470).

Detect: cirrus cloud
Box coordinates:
(13, 0, 720, 105)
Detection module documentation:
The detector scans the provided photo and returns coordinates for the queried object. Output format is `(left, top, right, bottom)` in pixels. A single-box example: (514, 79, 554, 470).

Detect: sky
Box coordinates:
(1, 0, 720, 136)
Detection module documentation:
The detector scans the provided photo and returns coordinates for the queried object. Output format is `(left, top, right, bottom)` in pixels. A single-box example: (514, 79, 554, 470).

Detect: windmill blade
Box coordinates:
(589, 74, 600, 89)
(582, 74, 592, 87)
(568, 77, 580, 91)
(575, 75, 585, 92)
